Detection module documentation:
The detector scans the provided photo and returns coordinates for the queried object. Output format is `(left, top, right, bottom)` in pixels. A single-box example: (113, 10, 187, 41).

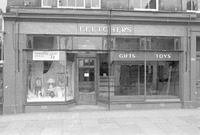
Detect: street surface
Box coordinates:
(1, 106, 200, 135)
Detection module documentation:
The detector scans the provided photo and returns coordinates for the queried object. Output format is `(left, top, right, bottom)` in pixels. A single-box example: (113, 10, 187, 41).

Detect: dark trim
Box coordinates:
(25, 99, 76, 106)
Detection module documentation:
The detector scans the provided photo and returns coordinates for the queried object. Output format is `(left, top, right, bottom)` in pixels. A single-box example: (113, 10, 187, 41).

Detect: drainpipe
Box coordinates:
(13, 10, 20, 114)
(186, 14, 192, 104)
(107, 10, 112, 110)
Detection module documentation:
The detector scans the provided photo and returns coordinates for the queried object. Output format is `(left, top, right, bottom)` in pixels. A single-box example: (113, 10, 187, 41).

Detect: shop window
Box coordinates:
(187, 0, 200, 12)
(114, 62, 145, 96)
(41, 0, 57, 7)
(26, 52, 75, 102)
(27, 36, 59, 49)
(112, 61, 179, 97)
(99, 54, 108, 76)
(129, 0, 158, 10)
(159, 0, 182, 11)
(146, 61, 179, 96)
(196, 37, 200, 52)
(27, 36, 107, 50)
(111, 37, 181, 51)
(151, 37, 181, 51)
(73, 37, 107, 50)
(112, 38, 140, 50)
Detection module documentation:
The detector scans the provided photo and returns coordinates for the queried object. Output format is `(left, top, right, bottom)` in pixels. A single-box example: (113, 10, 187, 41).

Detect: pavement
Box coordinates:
(1, 106, 200, 135)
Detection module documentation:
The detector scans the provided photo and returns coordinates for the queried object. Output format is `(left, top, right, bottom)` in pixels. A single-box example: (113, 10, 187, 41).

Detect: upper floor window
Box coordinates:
(42, 0, 57, 7)
(129, 0, 158, 11)
(91, 0, 101, 9)
(102, 0, 158, 11)
(59, 0, 85, 8)
(187, 0, 200, 12)
(57, 0, 101, 8)
(0, 34, 3, 60)
(160, 0, 182, 11)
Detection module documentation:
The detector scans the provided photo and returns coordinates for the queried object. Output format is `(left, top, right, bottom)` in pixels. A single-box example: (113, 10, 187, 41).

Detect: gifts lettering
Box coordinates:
(155, 54, 171, 59)
(119, 54, 135, 58)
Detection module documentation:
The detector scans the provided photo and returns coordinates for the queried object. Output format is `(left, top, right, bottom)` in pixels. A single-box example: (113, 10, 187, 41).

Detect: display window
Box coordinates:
(110, 57, 180, 98)
(107, 36, 181, 100)
(113, 61, 145, 96)
(26, 52, 75, 102)
(146, 61, 179, 96)
(25, 35, 76, 102)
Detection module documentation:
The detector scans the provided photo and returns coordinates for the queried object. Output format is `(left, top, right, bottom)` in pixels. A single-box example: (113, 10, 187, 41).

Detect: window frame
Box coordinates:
(58, 0, 86, 9)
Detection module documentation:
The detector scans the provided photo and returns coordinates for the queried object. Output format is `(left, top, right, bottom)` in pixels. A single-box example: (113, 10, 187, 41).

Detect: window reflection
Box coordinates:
(112, 61, 179, 96)
(114, 62, 145, 96)
(27, 52, 75, 102)
(147, 61, 179, 96)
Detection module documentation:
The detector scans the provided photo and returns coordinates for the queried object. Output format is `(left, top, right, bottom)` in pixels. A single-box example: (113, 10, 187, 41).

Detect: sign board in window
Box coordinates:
(33, 51, 60, 61)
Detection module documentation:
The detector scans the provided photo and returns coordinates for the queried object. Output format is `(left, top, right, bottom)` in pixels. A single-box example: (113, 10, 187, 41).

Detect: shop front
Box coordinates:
(3, 11, 190, 113)
(23, 27, 184, 111)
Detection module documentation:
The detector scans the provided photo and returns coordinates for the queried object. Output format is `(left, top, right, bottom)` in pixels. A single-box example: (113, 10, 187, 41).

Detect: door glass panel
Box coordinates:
(79, 59, 95, 93)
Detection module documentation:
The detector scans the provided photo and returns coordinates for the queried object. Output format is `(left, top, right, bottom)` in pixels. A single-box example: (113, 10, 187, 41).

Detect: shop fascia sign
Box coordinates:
(78, 24, 133, 35)
(111, 52, 179, 61)
(33, 51, 59, 61)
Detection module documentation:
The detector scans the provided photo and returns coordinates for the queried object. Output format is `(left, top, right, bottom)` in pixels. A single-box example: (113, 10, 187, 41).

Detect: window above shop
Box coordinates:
(159, 0, 182, 11)
(27, 35, 107, 50)
(41, 0, 101, 9)
(41, 0, 163, 11)
(111, 37, 181, 51)
(187, 0, 200, 12)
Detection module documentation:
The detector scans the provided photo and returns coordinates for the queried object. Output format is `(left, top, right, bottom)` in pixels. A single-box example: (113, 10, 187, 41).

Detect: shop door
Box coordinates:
(196, 58, 200, 101)
(78, 58, 96, 104)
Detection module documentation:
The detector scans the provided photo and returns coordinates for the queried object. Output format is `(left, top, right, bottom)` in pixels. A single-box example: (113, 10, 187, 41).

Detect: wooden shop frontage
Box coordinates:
(3, 8, 199, 113)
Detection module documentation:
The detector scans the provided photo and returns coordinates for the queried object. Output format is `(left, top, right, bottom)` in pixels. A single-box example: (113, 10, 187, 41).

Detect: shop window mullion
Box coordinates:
(144, 52, 147, 98)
